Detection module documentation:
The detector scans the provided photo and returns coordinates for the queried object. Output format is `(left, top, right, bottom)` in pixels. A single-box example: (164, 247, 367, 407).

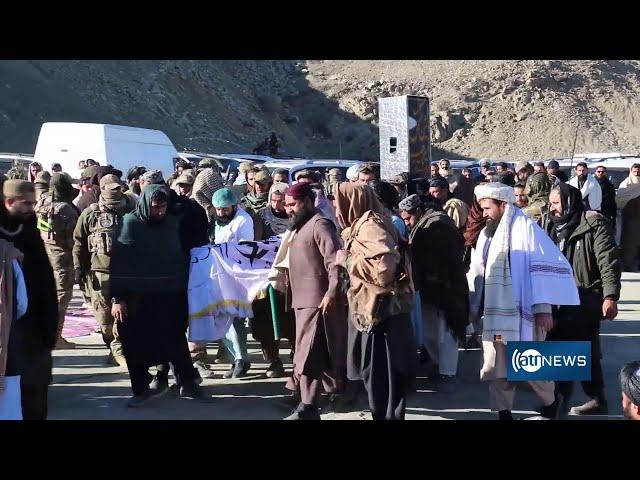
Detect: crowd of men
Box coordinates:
(0, 155, 639, 420)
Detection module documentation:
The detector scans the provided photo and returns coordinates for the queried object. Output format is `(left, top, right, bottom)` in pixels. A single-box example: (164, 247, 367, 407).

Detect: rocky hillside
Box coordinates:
(2, 60, 640, 162)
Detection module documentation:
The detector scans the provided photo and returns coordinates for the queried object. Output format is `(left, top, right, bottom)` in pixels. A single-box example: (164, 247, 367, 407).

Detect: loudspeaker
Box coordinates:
(378, 95, 430, 187)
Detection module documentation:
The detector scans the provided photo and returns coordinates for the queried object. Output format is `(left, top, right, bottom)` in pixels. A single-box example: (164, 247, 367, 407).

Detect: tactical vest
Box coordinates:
(36, 197, 74, 249)
(86, 204, 119, 256)
(6, 168, 27, 180)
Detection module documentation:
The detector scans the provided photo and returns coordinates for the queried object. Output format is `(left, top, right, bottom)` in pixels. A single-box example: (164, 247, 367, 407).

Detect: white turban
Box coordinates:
(474, 182, 515, 204)
(346, 164, 359, 181)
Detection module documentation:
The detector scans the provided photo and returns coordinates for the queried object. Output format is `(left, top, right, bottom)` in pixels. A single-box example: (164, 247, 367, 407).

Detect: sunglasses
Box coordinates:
(596, 170, 605, 174)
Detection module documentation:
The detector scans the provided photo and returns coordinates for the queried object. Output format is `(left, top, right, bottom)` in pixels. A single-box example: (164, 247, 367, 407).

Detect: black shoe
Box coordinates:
(127, 390, 154, 408)
(224, 360, 251, 379)
(265, 359, 285, 378)
(557, 393, 570, 418)
(422, 361, 440, 380)
(569, 398, 609, 416)
(179, 382, 210, 401)
(538, 399, 559, 420)
(418, 347, 432, 365)
(498, 410, 513, 421)
(277, 391, 301, 409)
(432, 374, 457, 394)
(283, 403, 321, 420)
(323, 389, 359, 414)
(462, 333, 482, 350)
(149, 375, 169, 398)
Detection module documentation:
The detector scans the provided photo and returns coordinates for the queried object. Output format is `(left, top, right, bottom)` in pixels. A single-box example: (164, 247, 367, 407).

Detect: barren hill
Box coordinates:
(2, 59, 640, 162)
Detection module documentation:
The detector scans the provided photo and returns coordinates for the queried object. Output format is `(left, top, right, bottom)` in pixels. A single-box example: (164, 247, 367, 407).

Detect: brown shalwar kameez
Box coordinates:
(285, 212, 347, 406)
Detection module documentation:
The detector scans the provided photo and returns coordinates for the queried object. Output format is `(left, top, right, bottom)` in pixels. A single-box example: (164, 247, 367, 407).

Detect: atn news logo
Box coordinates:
(507, 341, 591, 381)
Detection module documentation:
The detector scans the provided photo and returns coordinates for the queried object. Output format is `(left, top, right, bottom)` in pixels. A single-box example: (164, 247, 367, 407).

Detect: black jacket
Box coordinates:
(596, 176, 617, 222)
(1, 214, 59, 384)
(544, 211, 621, 322)
(168, 190, 209, 255)
(408, 210, 469, 340)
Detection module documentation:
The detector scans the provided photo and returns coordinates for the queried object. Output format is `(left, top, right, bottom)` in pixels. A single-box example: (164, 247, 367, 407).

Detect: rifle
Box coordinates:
(569, 120, 580, 171)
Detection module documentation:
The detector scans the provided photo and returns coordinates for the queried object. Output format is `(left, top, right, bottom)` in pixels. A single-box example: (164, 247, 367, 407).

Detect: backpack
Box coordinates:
(86, 204, 118, 256)
(36, 196, 74, 248)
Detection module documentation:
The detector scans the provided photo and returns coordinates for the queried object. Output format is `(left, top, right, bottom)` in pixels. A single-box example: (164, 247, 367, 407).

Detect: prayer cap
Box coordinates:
(287, 181, 314, 200)
(212, 187, 238, 208)
(429, 176, 449, 190)
(474, 182, 516, 204)
(346, 164, 359, 181)
(398, 193, 423, 212)
(140, 169, 164, 184)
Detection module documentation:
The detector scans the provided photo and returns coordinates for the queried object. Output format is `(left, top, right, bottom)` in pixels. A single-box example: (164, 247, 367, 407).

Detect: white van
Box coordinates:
(33, 122, 179, 181)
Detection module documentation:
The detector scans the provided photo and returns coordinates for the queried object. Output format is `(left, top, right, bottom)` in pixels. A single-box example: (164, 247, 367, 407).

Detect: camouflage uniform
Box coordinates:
(73, 187, 132, 365)
(34, 170, 52, 200)
(35, 192, 79, 348)
(6, 163, 27, 180)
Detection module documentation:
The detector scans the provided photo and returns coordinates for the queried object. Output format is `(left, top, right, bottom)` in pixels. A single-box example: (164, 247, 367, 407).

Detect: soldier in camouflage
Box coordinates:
(34, 170, 52, 200)
(6, 160, 28, 180)
(73, 175, 133, 366)
(35, 172, 81, 349)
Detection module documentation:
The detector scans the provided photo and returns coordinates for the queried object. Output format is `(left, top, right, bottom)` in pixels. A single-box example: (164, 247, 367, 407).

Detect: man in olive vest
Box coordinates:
(35, 172, 80, 349)
(73, 175, 133, 366)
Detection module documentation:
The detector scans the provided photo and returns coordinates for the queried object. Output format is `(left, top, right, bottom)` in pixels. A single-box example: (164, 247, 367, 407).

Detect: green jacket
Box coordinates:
(544, 211, 621, 300)
(73, 203, 131, 273)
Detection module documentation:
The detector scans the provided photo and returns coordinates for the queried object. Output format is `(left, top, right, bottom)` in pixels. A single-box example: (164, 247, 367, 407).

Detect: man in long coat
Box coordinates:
(0, 180, 59, 419)
(282, 182, 347, 420)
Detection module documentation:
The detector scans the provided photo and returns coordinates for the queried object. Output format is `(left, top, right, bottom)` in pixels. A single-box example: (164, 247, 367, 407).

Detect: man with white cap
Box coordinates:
(467, 182, 580, 419)
(346, 164, 359, 183)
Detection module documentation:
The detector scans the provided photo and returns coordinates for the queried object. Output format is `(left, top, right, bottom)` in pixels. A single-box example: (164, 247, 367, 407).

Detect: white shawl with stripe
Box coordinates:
(480, 204, 580, 343)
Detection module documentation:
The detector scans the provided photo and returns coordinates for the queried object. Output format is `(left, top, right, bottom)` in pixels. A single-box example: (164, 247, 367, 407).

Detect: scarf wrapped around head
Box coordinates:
(110, 183, 185, 295)
(269, 182, 288, 198)
(525, 172, 552, 206)
(620, 361, 640, 408)
(334, 182, 383, 230)
(549, 183, 584, 252)
(99, 182, 128, 215)
(134, 184, 168, 222)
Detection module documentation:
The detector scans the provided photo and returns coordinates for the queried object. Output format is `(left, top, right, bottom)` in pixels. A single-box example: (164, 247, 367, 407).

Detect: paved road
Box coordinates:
(48, 273, 640, 420)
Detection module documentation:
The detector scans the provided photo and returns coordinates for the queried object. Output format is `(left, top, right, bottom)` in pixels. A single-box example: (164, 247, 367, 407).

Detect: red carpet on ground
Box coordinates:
(62, 308, 98, 338)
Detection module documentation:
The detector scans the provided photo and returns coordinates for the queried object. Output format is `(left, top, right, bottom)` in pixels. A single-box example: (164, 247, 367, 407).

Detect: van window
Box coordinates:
(608, 170, 628, 189)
